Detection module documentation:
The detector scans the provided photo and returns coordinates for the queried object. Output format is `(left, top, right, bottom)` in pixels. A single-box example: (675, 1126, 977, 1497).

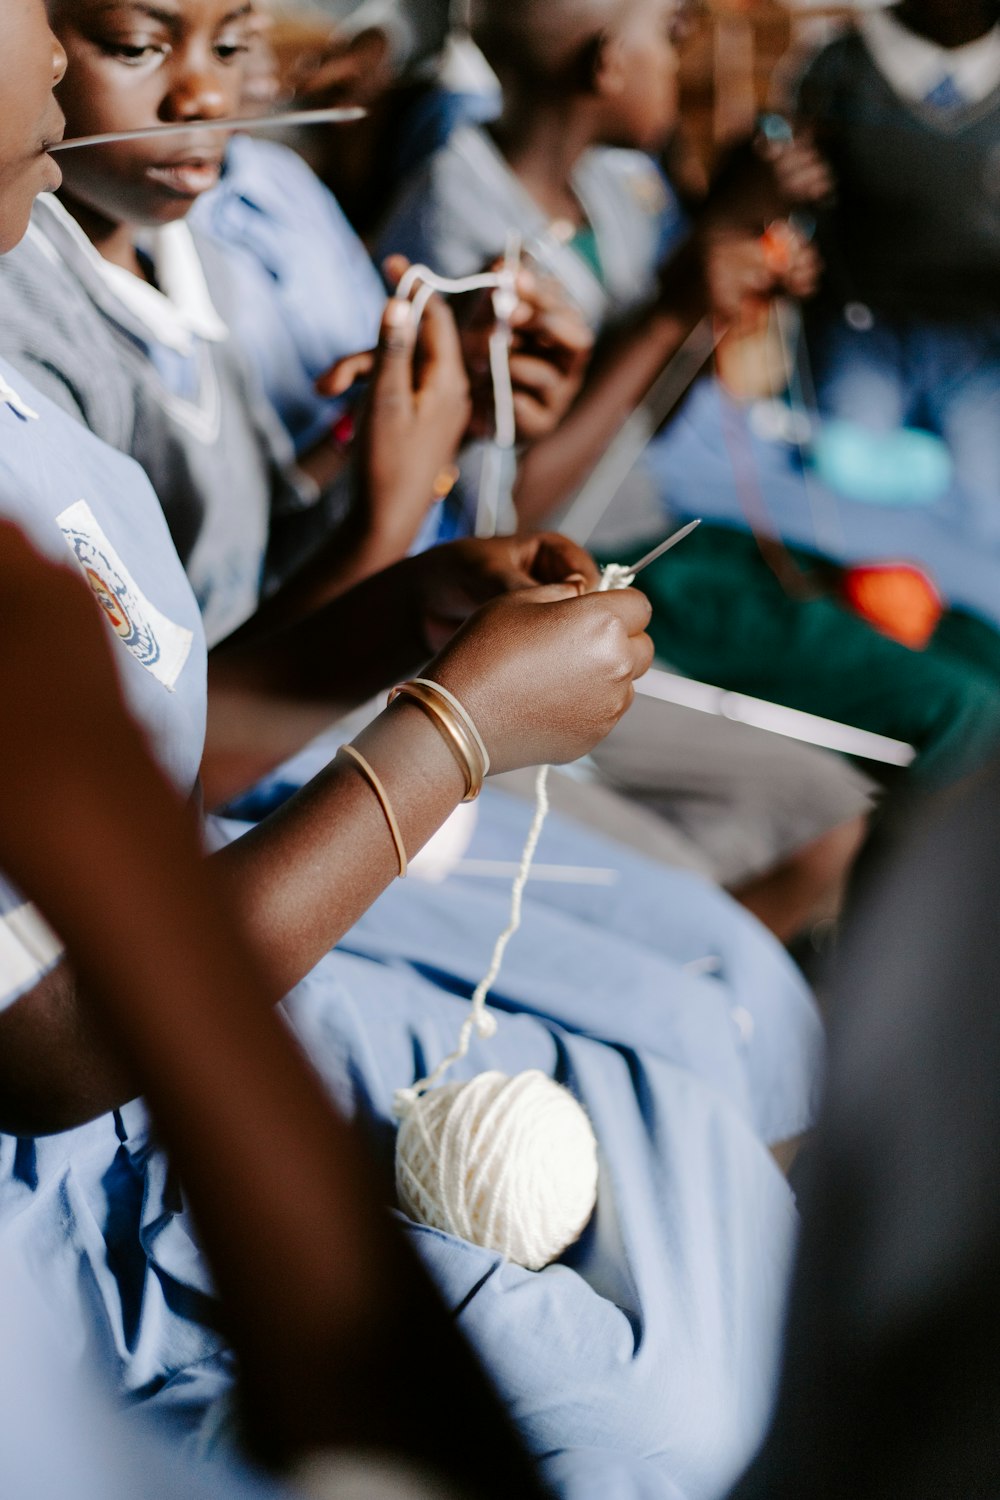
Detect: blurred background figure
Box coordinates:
(798, 0, 1000, 552)
(264, 0, 500, 234)
(729, 753, 1000, 1498)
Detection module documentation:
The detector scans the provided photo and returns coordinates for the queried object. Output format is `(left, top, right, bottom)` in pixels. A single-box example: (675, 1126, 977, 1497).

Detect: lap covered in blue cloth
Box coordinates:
(0, 805, 818, 1499)
(285, 938, 800, 1500)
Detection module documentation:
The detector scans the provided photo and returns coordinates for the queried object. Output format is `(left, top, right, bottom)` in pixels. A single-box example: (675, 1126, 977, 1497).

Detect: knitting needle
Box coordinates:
(626, 518, 701, 577)
(450, 860, 619, 886)
(50, 105, 366, 152)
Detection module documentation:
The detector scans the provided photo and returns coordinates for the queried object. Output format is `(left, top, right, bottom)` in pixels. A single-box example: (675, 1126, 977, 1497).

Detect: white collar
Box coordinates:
(36, 194, 228, 355)
(862, 9, 1000, 105)
(0, 372, 39, 421)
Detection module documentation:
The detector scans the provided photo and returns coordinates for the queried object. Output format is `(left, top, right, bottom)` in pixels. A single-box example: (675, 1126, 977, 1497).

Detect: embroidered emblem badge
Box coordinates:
(56, 499, 192, 690)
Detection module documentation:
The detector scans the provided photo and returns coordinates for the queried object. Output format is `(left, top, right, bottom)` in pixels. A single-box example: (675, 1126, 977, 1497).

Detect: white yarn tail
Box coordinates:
(394, 764, 551, 1117)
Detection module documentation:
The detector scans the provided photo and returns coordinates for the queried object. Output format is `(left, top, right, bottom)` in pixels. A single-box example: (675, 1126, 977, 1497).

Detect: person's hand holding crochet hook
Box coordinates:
(705, 222, 821, 328)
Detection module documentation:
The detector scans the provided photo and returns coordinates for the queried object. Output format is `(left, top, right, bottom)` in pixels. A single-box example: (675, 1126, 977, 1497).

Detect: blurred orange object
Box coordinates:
(842, 562, 944, 650)
(759, 220, 795, 276)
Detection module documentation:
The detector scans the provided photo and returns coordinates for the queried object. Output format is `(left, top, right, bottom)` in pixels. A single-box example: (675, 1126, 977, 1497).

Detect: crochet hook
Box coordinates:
(626, 519, 701, 577)
(51, 105, 367, 151)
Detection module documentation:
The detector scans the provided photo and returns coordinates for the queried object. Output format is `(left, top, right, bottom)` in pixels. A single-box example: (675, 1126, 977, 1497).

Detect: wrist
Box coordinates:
(355, 695, 470, 814)
(355, 465, 460, 560)
(388, 677, 489, 801)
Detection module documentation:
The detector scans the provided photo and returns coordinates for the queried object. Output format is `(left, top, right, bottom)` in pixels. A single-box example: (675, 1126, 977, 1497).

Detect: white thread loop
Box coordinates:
(392, 248, 522, 541)
(395, 263, 508, 303)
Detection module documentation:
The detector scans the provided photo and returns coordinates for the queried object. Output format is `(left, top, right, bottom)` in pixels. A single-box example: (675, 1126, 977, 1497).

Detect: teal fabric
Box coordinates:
(569, 223, 607, 289)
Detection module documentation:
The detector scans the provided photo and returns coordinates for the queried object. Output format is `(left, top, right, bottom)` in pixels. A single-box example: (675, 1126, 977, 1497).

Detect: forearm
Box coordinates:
(204, 553, 434, 805)
(212, 697, 468, 995)
(0, 698, 466, 1129)
(262, 508, 433, 629)
(3, 751, 384, 1260)
(514, 304, 697, 524)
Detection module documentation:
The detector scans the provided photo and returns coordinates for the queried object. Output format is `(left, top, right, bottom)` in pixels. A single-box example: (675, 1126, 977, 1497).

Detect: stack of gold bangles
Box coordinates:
(387, 677, 490, 803)
(336, 679, 490, 881)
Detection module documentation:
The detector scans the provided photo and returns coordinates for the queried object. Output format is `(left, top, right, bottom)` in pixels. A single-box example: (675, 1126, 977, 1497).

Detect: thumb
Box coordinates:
(369, 297, 419, 411)
(511, 579, 588, 605)
(315, 348, 375, 397)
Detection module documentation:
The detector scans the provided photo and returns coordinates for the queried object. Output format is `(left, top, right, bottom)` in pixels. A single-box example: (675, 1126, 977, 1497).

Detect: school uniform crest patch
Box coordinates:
(56, 499, 193, 691)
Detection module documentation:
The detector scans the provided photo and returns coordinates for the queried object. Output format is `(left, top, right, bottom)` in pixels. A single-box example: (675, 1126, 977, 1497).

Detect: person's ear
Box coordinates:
(591, 29, 628, 98)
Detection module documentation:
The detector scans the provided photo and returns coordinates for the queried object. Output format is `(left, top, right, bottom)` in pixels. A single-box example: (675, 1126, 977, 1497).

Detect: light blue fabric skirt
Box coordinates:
(0, 802, 819, 1498)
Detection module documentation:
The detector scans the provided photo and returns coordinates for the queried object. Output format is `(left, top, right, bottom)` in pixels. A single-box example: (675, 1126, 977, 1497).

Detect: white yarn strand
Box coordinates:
(392, 763, 600, 1272)
(393, 762, 550, 1117)
(476, 239, 521, 537)
(392, 538, 697, 1111)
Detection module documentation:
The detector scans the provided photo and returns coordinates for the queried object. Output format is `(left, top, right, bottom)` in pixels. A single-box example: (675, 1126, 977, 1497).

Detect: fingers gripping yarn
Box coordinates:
(597, 562, 636, 592)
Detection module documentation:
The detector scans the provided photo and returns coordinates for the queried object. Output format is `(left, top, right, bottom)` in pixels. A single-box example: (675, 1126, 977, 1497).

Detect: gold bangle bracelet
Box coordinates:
(388, 681, 485, 801)
(389, 681, 480, 800)
(409, 678, 491, 776)
(337, 743, 408, 878)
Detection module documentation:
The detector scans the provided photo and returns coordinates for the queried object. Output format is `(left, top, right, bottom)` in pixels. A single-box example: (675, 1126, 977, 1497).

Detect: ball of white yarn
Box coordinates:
(395, 1069, 599, 1271)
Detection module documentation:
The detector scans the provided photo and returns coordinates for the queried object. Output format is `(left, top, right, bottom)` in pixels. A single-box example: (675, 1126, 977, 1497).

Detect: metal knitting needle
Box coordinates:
(626, 519, 701, 577)
(50, 105, 366, 151)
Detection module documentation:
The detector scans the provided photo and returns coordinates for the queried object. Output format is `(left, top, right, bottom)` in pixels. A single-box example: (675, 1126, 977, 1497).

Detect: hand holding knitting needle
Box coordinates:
(409, 531, 601, 655)
(322, 256, 594, 447)
(604, 518, 702, 588)
(424, 576, 653, 774)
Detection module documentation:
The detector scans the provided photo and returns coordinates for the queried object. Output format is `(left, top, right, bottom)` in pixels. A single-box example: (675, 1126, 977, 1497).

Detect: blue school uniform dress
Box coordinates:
(0, 1236, 433, 1500)
(0, 1241, 283, 1500)
(0, 360, 224, 1428)
(0, 194, 340, 642)
(191, 136, 386, 457)
(0, 359, 819, 1498)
